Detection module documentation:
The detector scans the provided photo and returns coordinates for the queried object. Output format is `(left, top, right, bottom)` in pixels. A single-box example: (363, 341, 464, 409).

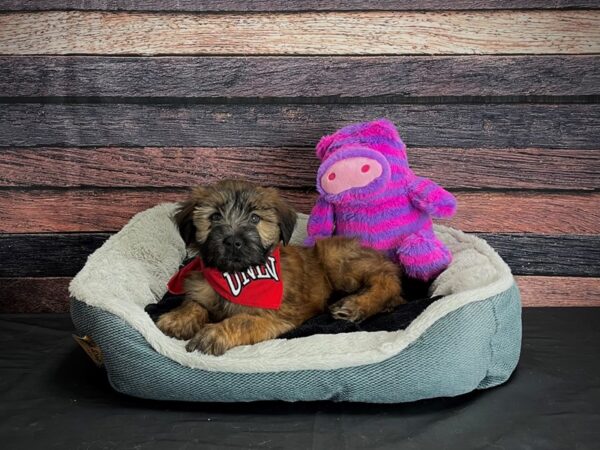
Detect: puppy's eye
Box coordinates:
(250, 213, 260, 224)
(210, 212, 223, 222)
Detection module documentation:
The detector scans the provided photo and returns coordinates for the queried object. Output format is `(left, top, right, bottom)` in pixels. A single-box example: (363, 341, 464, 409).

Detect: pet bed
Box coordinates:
(69, 203, 521, 403)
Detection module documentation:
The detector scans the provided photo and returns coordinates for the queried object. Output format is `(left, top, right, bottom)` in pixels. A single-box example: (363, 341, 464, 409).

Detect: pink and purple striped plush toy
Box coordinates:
(305, 119, 457, 281)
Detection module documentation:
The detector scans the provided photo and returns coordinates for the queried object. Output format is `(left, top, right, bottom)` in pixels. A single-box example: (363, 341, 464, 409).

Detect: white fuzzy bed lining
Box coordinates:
(70, 203, 514, 374)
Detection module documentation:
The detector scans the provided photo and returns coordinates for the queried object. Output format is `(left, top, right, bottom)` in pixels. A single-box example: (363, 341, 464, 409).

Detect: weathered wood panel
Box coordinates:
(1, 276, 598, 313)
(0, 189, 185, 233)
(2, 56, 599, 98)
(1, 11, 599, 55)
(2, 104, 598, 149)
(1, 147, 598, 191)
(478, 234, 600, 277)
(415, 148, 600, 191)
(0, 3, 597, 313)
(0, 148, 321, 189)
(2, 1, 599, 12)
(515, 276, 600, 307)
(449, 193, 600, 235)
(1, 233, 597, 277)
(0, 233, 111, 277)
(0, 277, 71, 313)
(0, 190, 598, 234)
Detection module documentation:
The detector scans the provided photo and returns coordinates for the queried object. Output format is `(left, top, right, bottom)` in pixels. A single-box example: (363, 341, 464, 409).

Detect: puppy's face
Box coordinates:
(176, 180, 297, 273)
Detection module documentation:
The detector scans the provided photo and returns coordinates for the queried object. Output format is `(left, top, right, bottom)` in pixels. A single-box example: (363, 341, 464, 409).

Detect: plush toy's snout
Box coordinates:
(320, 156, 382, 194)
(316, 147, 391, 197)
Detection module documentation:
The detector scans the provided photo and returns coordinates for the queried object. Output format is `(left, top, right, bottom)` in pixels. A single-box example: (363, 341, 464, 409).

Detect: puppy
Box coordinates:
(156, 180, 405, 355)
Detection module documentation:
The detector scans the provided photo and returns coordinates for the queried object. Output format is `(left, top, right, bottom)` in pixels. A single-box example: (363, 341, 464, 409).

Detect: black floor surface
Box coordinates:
(0, 309, 598, 450)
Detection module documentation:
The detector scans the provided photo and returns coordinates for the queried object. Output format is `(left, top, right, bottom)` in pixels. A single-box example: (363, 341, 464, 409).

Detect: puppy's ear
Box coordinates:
(174, 186, 207, 246)
(174, 199, 197, 246)
(275, 197, 297, 246)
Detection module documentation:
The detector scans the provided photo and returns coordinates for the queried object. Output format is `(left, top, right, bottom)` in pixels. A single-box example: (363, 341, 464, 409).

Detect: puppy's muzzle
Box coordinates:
(223, 235, 244, 251)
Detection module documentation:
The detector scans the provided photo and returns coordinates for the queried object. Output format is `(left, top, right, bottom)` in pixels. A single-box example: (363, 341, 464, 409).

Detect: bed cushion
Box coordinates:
(69, 203, 521, 403)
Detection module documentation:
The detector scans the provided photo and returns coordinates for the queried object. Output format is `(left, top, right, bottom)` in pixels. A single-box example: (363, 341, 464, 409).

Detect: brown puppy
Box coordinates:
(156, 180, 405, 355)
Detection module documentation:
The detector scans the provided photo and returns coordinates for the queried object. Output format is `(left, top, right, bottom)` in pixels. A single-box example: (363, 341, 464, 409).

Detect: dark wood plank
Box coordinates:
(1, 147, 598, 191)
(477, 234, 600, 277)
(0, 277, 70, 313)
(2, 56, 599, 98)
(515, 276, 600, 307)
(1, 190, 598, 234)
(0, 233, 111, 277)
(1, 1, 598, 12)
(2, 11, 598, 56)
(1, 104, 598, 149)
(0, 233, 597, 277)
(0, 276, 598, 313)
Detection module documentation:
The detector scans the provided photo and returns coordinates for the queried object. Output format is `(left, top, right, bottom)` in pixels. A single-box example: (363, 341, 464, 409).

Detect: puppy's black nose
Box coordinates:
(224, 236, 243, 250)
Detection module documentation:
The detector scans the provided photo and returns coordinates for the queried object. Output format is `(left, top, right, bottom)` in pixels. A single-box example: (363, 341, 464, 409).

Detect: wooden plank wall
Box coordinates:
(0, 1, 599, 312)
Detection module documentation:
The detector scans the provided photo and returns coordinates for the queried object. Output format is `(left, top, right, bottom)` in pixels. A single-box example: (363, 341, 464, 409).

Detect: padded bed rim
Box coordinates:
(70, 283, 521, 403)
(69, 204, 515, 374)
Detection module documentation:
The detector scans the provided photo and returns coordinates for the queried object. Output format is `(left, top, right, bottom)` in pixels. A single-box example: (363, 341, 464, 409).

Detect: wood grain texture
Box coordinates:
(477, 234, 600, 277)
(2, 104, 598, 149)
(0, 190, 598, 234)
(0, 276, 598, 313)
(1, 147, 598, 191)
(0, 233, 597, 277)
(448, 193, 600, 235)
(1, 11, 599, 55)
(515, 276, 600, 307)
(2, 56, 599, 98)
(0, 233, 111, 277)
(0, 277, 70, 313)
(0, 189, 186, 233)
(413, 148, 600, 191)
(2, 1, 599, 12)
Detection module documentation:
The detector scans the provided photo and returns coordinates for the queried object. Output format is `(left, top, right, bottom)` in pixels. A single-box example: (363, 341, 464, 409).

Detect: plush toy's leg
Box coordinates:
(395, 230, 452, 281)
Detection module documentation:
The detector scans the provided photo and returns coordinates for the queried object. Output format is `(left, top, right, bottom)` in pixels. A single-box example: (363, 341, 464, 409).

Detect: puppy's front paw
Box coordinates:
(186, 324, 232, 356)
(156, 312, 198, 341)
(329, 297, 366, 322)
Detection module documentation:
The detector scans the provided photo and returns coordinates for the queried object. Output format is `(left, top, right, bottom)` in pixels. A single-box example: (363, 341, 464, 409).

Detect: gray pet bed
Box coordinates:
(70, 203, 521, 403)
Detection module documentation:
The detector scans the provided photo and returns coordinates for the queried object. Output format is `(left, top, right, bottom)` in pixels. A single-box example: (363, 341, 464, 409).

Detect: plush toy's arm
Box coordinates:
(407, 177, 457, 218)
(304, 198, 335, 246)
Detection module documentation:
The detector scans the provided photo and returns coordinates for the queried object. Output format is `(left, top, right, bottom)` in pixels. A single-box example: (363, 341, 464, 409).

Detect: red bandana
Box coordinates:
(167, 247, 283, 310)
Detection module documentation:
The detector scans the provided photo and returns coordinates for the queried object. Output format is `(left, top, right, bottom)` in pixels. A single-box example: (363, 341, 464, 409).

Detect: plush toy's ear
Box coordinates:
(275, 198, 298, 246)
(174, 198, 197, 246)
(366, 118, 401, 141)
(316, 133, 336, 160)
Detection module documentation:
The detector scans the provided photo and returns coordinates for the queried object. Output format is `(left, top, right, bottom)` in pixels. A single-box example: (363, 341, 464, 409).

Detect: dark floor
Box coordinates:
(0, 309, 599, 450)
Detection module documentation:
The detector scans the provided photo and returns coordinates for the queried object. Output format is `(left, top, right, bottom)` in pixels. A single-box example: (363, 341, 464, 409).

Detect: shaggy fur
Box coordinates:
(156, 180, 405, 356)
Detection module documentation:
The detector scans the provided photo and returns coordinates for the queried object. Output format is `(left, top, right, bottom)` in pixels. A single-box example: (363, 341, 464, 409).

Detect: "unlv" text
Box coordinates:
(222, 256, 279, 297)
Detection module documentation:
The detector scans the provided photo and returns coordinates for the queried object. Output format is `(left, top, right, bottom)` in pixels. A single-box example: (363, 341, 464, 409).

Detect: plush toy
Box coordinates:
(305, 119, 457, 281)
